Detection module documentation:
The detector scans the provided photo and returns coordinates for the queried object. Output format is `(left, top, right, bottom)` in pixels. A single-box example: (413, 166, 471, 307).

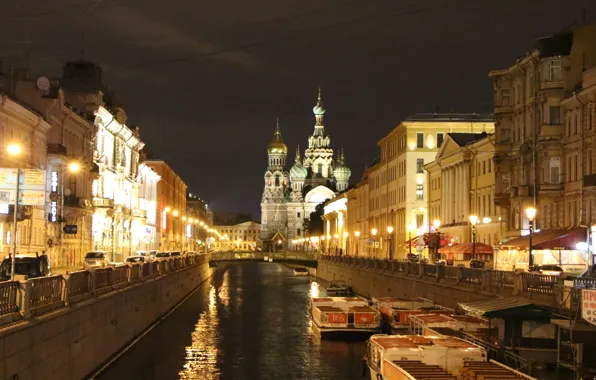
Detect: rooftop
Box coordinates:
(447, 132, 491, 147)
(404, 113, 494, 122)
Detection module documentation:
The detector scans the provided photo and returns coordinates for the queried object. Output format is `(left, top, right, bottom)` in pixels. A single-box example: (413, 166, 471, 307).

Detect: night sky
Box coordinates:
(1, 0, 595, 219)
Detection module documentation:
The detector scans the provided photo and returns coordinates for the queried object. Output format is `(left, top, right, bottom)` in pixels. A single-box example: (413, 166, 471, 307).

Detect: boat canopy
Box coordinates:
(458, 298, 551, 319)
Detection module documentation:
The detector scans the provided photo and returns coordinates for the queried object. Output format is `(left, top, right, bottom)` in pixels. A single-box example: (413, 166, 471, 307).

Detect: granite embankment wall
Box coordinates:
(0, 261, 212, 380)
(313, 261, 498, 309)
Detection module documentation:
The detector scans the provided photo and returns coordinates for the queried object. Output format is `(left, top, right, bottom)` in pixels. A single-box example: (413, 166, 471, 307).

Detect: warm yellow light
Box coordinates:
(278, 239, 282, 244)
(469, 215, 478, 226)
(355, 231, 360, 237)
(182, 216, 187, 221)
(321, 236, 325, 241)
(387, 226, 394, 234)
(525, 207, 536, 221)
(68, 162, 80, 172)
(238, 238, 242, 242)
(433, 219, 441, 229)
(7, 143, 21, 156)
(409, 142, 415, 151)
(194, 219, 199, 224)
(334, 234, 339, 239)
(200, 221, 205, 226)
(343, 232, 349, 238)
(173, 210, 179, 217)
(371, 228, 377, 236)
(165, 207, 171, 212)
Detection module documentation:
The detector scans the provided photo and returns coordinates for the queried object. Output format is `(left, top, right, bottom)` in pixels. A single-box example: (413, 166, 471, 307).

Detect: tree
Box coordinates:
(305, 200, 328, 236)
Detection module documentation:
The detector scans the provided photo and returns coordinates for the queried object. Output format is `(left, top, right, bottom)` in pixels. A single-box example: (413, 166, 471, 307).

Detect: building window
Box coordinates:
(483, 161, 486, 175)
(500, 89, 511, 107)
(502, 173, 510, 193)
(416, 214, 424, 228)
(437, 133, 444, 148)
(549, 106, 561, 125)
(416, 133, 424, 148)
(549, 59, 561, 81)
(549, 157, 561, 184)
(416, 184, 423, 200)
(297, 212, 301, 218)
(297, 228, 301, 236)
(416, 158, 424, 174)
(275, 176, 280, 187)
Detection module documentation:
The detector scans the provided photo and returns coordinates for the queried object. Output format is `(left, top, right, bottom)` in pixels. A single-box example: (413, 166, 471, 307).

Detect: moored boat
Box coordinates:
(326, 280, 351, 296)
(364, 334, 488, 380)
(311, 296, 380, 337)
(372, 297, 455, 334)
(294, 267, 309, 276)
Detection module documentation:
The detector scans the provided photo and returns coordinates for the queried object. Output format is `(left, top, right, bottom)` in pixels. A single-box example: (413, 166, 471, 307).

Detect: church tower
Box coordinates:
(333, 148, 352, 192)
(290, 146, 307, 201)
(303, 88, 333, 179)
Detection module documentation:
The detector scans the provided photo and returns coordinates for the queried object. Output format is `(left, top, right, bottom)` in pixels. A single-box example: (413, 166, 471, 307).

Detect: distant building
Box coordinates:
(213, 212, 252, 226)
(369, 113, 494, 259)
(260, 89, 352, 251)
(213, 220, 261, 252)
(426, 133, 504, 256)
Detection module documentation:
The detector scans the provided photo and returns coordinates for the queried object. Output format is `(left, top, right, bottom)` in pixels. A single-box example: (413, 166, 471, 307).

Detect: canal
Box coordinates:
(97, 262, 366, 380)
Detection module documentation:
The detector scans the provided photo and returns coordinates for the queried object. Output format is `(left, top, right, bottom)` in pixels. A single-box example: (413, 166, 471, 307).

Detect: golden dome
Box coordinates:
(268, 119, 287, 154)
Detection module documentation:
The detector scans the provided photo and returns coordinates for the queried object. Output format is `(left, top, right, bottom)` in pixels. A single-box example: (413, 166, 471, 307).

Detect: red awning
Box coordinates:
(500, 228, 587, 250)
(439, 242, 493, 255)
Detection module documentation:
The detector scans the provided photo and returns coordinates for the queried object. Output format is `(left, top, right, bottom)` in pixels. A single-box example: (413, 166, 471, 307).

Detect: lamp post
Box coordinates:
(7, 143, 21, 280)
(469, 215, 478, 261)
(433, 219, 441, 262)
(407, 224, 414, 256)
(371, 228, 377, 258)
(334, 233, 339, 255)
(343, 231, 349, 256)
(387, 226, 394, 260)
(354, 231, 360, 256)
(60, 161, 81, 266)
(526, 207, 537, 268)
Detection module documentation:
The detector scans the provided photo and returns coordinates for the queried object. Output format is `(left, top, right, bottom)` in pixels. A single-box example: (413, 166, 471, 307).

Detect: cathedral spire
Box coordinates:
(295, 145, 301, 164)
(312, 86, 326, 136)
(268, 117, 287, 155)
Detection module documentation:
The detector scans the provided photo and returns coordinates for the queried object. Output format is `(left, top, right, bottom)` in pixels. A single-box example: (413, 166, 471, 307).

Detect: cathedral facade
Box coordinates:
(260, 90, 351, 251)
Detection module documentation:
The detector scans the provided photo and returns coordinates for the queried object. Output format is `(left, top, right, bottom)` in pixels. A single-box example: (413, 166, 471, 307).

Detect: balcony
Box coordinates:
(92, 198, 114, 208)
(47, 143, 67, 155)
(494, 192, 511, 208)
(538, 183, 563, 197)
(131, 209, 147, 219)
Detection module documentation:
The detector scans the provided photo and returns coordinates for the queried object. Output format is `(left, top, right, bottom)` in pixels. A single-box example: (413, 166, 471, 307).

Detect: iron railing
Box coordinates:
(0, 255, 203, 326)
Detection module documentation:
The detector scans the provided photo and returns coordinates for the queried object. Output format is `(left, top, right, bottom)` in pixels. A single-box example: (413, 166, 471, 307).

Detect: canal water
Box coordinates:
(98, 263, 366, 380)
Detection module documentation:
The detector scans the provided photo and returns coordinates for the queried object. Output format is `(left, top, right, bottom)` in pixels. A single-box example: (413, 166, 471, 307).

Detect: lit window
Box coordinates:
(549, 59, 561, 81)
(550, 157, 561, 184)
(416, 158, 424, 174)
(416, 184, 423, 200)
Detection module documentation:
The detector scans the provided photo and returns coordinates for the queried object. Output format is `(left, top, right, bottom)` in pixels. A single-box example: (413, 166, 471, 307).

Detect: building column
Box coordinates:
(463, 163, 469, 218)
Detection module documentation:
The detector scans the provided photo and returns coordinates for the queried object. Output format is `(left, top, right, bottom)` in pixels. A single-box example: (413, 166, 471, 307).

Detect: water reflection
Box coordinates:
(100, 263, 365, 380)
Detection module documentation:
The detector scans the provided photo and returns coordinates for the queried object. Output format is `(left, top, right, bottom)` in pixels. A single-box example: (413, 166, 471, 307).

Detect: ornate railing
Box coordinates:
(0, 255, 206, 326)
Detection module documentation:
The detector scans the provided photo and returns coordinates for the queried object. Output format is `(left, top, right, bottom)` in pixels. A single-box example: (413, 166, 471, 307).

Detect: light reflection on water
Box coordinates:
(99, 263, 365, 380)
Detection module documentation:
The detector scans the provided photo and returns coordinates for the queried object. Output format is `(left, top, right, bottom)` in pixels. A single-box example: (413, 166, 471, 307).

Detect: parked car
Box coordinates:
(136, 251, 156, 262)
(126, 256, 146, 264)
(0, 253, 51, 281)
(170, 251, 182, 257)
(529, 264, 566, 276)
(155, 252, 171, 259)
(84, 251, 110, 271)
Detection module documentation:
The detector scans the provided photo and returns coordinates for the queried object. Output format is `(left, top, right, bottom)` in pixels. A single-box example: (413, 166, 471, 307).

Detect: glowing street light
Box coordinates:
(165, 207, 171, 213)
(173, 210, 179, 217)
(469, 215, 478, 260)
(68, 162, 80, 173)
(7, 143, 21, 156)
(526, 207, 537, 267)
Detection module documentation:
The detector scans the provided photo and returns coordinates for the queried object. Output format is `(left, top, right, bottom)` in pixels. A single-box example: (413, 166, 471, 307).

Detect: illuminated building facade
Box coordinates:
(260, 89, 351, 251)
(12, 75, 96, 267)
(213, 221, 261, 252)
(145, 159, 187, 251)
(0, 95, 51, 257)
(370, 114, 494, 259)
(91, 106, 144, 260)
(134, 163, 160, 252)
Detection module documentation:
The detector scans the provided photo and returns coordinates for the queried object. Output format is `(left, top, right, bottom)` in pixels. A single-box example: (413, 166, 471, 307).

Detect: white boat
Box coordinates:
(365, 334, 487, 380)
(294, 267, 309, 276)
(311, 296, 380, 337)
(326, 280, 351, 296)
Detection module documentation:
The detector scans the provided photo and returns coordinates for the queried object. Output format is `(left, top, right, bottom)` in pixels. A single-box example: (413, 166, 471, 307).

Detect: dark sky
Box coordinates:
(1, 0, 595, 219)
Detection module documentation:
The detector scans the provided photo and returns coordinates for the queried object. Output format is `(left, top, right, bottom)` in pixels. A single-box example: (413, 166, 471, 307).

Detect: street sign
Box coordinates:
(0, 168, 46, 206)
(582, 289, 596, 326)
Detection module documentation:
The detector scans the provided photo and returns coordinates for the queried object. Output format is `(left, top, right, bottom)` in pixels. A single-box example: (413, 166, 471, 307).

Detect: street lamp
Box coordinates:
(343, 231, 349, 255)
(433, 219, 441, 262)
(355, 230, 360, 256)
(7, 143, 21, 280)
(371, 228, 378, 257)
(526, 207, 537, 268)
(387, 226, 394, 260)
(407, 223, 415, 256)
(469, 215, 478, 261)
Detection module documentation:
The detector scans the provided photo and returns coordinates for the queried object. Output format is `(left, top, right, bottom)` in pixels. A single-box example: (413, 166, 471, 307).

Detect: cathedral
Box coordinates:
(260, 89, 352, 251)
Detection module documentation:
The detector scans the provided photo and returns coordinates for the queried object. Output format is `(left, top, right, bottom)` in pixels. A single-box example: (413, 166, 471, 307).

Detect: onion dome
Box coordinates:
(268, 119, 287, 154)
(333, 149, 351, 180)
(290, 146, 307, 180)
(312, 87, 326, 116)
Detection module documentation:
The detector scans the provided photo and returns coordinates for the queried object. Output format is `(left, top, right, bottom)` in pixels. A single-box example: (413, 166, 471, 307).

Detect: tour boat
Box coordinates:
(372, 297, 455, 334)
(364, 334, 488, 380)
(310, 296, 380, 337)
(326, 280, 351, 296)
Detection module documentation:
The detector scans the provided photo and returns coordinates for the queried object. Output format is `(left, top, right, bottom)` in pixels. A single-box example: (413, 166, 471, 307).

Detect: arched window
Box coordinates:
(275, 176, 280, 187)
(318, 164, 323, 175)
